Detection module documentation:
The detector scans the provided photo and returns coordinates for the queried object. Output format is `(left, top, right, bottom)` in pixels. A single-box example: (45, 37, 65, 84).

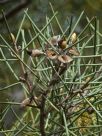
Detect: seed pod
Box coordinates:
(58, 40, 67, 49)
(58, 55, 73, 63)
(27, 49, 44, 57)
(21, 98, 30, 107)
(70, 33, 77, 43)
(69, 47, 80, 56)
(50, 35, 61, 45)
(46, 50, 57, 59)
(10, 33, 16, 44)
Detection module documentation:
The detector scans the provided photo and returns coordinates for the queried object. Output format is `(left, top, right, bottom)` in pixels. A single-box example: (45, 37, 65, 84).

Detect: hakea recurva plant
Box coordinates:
(21, 33, 79, 107)
(2, 9, 101, 136)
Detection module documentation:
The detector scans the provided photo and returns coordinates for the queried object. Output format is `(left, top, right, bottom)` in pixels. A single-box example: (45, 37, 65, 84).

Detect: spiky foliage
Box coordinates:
(0, 4, 102, 136)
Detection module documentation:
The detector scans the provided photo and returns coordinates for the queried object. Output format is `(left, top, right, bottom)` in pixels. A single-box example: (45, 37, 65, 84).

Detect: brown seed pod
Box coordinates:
(27, 49, 44, 57)
(50, 35, 61, 45)
(70, 33, 77, 43)
(21, 98, 30, 107)
(58, 55, 73, 63)
(58, 40, 67, 49)
(46, 50, 57, 59)
(69, 47, 80, 56)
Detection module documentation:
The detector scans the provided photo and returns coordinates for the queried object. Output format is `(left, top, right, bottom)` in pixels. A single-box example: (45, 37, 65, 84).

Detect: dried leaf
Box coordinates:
(21, 98, 30, 107)
(46, 50, 57, 59)
(58, 55, 73, 63)
(69, 47, 80, 56)
(27, 49, 44, 57)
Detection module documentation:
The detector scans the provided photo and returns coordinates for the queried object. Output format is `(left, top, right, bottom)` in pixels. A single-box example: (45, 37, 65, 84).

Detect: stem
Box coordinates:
(40, 95, 46, 136)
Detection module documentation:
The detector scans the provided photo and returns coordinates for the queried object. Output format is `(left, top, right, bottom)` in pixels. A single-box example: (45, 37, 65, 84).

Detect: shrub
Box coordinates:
(0, 4, 102, 136)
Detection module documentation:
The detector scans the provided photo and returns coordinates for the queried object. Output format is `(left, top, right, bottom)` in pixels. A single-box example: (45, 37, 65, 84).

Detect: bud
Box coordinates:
(21, 98, 30, 107)
(27, 49, 45, 57)
(70, 33, 77, 43)
(85, 77, 91, 82)
(10, 33, 16, 43)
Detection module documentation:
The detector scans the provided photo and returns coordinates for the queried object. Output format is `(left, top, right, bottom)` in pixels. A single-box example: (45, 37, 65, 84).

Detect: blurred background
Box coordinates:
(0, 0, 102, 33)
(0, 0, 102, 131)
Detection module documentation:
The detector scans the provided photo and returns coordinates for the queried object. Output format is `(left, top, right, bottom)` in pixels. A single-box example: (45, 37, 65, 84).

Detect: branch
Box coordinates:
(0, 0, 31, 22)
(40, 94, 46, 136)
